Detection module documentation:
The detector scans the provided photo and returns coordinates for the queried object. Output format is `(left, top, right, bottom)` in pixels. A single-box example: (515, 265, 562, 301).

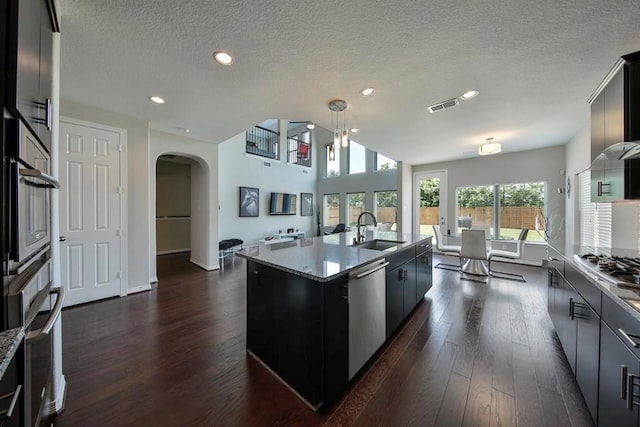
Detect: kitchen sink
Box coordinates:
(352, 239, 405, 251)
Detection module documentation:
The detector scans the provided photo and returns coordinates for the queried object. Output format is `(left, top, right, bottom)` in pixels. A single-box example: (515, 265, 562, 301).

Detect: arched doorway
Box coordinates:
(151, 151, 215, 284)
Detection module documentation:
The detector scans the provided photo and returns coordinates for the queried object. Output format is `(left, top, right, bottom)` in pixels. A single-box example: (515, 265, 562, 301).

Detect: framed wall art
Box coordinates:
(300, 192, 313, 216)
(239, 186, 259, 217)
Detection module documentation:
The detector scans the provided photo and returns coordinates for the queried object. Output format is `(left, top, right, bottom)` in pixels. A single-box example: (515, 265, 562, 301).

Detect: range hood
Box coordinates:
(592, 141, 640, 162)
(590, 141, 640, 202)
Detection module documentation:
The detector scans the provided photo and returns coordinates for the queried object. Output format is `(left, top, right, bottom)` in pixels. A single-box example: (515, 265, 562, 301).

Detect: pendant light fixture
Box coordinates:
(328, 99, 349, 149)
(478, 137, 501, 155)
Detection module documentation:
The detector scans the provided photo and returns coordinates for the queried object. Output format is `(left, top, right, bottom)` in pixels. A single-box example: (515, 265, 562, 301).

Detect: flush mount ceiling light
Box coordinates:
(350, 128, 360, 133)
(306, 121, 315, 129)
(329, 99, 350, 149)
(360, 87, 375, 97)
(148, 96, 165, 104)
(213, 50, 234, 65)
(478, 137, 501, 155)
(460, 90, 479, 100)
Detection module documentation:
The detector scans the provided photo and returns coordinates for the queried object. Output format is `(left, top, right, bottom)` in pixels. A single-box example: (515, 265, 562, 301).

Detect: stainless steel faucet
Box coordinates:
(356, 211, 377, 243)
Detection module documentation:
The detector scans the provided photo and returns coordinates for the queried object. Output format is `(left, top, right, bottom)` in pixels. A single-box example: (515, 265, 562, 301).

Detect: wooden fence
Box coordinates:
(420, 206, 540, 229)
(326, 206, 397, 226)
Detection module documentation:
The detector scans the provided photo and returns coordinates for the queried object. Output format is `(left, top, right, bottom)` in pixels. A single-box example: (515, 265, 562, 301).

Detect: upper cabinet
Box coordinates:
(7, 0, 59, 152)
(590, 52, 640, 202)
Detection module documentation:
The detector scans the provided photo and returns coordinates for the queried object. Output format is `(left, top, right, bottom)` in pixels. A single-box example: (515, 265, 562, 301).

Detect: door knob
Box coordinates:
(59, 236, 66, 242)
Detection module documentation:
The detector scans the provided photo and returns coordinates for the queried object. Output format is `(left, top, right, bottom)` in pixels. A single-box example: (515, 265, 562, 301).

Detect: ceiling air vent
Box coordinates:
(427, 98, 459, 113)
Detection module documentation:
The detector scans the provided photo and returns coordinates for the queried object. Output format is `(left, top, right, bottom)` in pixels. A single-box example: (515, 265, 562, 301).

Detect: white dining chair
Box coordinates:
(488, 228, 528, 282)
(432, 225, 461, 271)
(460, 229, 489, 282)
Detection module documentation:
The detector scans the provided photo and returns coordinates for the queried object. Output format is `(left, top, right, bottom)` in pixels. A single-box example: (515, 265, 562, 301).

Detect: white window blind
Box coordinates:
(578, 170, 611, 247)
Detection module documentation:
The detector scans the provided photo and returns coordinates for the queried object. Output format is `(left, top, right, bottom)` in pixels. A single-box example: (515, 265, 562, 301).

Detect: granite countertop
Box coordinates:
(560, 245, 640, 322)
(237, 231, 431, 282)
(0, 327, 24, 380)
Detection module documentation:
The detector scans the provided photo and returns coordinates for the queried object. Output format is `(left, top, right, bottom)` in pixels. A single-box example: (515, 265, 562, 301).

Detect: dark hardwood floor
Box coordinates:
(54, 253, 592, 426)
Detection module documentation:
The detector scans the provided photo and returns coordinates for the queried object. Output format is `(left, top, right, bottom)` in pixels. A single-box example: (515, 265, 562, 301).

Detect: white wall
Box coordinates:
(218, 130, 317, 246)
(316, 130, 399, 227)
(60, 100, 151, 291)
(150, 130, 219, 275)
(397, 161, 412, 235)
(413, 145, 567, 263)
(564, 120, 590, 247)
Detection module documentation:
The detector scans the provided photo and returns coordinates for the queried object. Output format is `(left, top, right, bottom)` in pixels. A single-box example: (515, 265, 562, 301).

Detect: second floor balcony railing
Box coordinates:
(246, 126, 279, 160)
(287, 137, 311, 167)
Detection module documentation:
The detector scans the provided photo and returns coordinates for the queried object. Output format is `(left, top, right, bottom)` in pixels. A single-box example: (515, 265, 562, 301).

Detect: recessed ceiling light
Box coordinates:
(460, 90, 479, 100)
(360, 88, 375, 96)
(350, 128, 360, 133)
(148, 96, 165, 104)
(213, 51, 234, 65)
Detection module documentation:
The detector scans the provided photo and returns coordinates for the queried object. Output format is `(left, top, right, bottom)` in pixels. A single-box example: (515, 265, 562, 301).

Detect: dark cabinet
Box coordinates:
(246, 260, 327, 406)
(574, 293, 601, 421)
(8, 0, 57, 151)
(386, 265, 405, 339)
(403, 258, 417, 318)
(324, 274, 349, 404)
(0, 343, 24, 427)
(386, 242, 433, 338)
(599, 323, 640, 426)
(547, 261, 600, 422)
(590, 52, 640, 202)
(548, 266, 577, 372)
(416, 249, 432, 302)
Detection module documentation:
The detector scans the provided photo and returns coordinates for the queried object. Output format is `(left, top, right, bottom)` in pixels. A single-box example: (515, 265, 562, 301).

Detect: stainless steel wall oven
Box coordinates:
(8, 258, 63, 426)
(5, 119, 58, 272)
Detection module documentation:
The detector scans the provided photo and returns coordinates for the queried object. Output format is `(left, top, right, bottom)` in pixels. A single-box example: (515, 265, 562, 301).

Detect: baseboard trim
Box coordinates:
(128, 284, 152, 294)
(156, 248, 190, 255)
(190, 258, 220, 271)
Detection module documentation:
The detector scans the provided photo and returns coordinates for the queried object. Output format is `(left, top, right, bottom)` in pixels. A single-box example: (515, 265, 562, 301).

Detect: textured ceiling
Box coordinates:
(58, 0, 640, 165)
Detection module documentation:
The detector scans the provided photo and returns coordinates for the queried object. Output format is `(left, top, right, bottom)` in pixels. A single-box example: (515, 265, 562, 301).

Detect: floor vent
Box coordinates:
(427, 98, 459, 113)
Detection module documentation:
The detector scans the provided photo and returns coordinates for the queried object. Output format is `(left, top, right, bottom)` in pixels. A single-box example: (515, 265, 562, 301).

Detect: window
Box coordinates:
(246, 126, 279, 160)
(323, 194, 340, 226)
(498, 183, 545, 242)
(375, 152, 397, 170)
(456, 182, 546, 241)
(579, 170, 611, 247)
(325, 145, 340, 177)
(348, 141, 366, 174)
(347, 193, 365, 227)
(375, 191, 397, 230)
(456, 185, 495, 236)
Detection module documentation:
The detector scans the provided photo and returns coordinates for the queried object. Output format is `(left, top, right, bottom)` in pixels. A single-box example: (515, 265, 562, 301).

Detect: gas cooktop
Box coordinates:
(574, 253, 640, 289)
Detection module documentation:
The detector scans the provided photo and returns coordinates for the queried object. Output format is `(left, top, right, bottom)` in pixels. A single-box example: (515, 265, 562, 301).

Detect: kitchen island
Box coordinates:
(237, 231, 432, 409)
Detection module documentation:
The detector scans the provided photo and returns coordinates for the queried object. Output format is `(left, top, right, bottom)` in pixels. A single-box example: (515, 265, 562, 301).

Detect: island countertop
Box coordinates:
(237, 231, 431, 282)
(557, 245, 640, 323)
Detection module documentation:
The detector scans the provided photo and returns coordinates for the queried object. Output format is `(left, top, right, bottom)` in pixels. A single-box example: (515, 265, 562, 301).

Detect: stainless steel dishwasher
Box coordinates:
(348, 258, 389, 380)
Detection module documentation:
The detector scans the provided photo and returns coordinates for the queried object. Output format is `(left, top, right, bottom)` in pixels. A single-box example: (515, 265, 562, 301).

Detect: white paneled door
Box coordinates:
(59, 120, 125, 307)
